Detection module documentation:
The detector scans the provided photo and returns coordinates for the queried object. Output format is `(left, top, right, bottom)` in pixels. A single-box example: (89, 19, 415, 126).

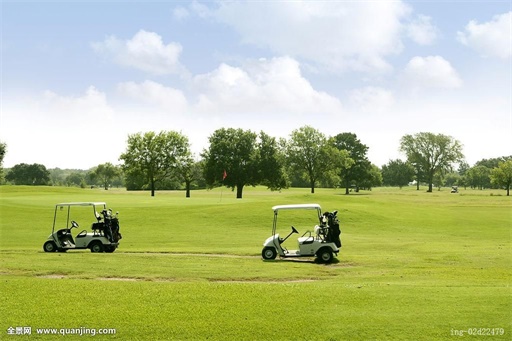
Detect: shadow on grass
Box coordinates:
(262, 257, 341, 265)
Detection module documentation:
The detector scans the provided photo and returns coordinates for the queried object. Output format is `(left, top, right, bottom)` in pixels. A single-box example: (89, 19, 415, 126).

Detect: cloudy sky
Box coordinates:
(1, 1, 511, 170)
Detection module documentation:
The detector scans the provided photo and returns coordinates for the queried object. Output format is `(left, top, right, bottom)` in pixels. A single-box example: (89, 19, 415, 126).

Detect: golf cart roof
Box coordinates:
(55, 202, 106, 207)
(272, 204, 321, 212)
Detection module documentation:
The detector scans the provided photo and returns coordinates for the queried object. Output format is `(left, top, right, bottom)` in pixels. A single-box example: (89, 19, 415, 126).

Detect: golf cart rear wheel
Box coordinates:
(262, 247, 277, 260)
(90, 241, 104, 253)
(317, 248, 333, 264)
(43, 241, 57, 253)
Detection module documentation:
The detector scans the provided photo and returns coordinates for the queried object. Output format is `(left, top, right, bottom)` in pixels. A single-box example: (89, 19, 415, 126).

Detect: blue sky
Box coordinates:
(1, 0, 511, 169)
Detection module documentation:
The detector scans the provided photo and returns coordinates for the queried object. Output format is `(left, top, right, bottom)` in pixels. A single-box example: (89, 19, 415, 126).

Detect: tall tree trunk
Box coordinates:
(427, 174, 433, 192)
(310, 180, 315, 194)
(150, 178, 155, 197)
(185, 180, 191, 198)
(236, 184, 244, 199)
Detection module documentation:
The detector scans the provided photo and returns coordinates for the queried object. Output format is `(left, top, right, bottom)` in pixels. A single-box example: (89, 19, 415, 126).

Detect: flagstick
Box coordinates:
(219, 170, 227, 203)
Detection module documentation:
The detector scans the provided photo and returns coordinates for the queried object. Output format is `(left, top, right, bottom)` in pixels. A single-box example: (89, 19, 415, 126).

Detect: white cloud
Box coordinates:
(402, 56, 462, 89)
(192, 57, 343, 115)
(0, 87, 125, 169)
(92, 30, 185, 75)
(196, 1, 410, 73)
(349, 87, 395, 114)
(117, 80, 188, 112)
(172, 6, 190, 20)
(42, 86, 114, 120)
(407, 14, 439, 45)
(457, 12, 512, 59)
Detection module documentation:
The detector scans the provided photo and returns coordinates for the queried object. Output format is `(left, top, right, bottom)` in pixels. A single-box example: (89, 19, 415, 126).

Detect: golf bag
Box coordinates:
(323, 211, 341, 248)
(102, 210, 122, 243)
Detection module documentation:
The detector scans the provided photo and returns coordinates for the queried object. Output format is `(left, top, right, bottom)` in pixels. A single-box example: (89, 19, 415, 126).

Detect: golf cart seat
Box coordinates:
(91, 222, 105, 235)
(57, 228, 75, 246)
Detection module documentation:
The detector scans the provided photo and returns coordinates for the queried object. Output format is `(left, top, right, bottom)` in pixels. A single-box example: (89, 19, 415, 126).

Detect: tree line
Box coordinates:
(1, 129, 511, 197)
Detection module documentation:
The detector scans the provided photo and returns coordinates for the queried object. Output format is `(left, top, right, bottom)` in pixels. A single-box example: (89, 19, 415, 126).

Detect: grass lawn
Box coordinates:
(0, 185, 510, 340)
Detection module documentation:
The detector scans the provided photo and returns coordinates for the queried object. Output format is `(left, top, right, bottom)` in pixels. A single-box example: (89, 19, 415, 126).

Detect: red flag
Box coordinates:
(222, 170, 227, 181)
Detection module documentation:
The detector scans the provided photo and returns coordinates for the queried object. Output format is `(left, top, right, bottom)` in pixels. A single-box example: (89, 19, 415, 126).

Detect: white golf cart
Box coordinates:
(43, 202, 122, 253)
(261, 204, 341, 263)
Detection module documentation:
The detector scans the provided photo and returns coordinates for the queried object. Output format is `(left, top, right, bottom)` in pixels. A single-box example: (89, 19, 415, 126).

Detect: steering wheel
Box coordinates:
(71, 220, 79, 228)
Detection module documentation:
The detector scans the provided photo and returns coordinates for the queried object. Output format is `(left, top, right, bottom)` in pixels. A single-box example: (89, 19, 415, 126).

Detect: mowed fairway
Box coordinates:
(0, 186, 510, 340)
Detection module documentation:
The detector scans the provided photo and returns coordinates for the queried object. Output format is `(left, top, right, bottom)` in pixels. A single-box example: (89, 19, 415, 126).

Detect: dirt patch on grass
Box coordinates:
(122, 251, 258, 259)
(97, 277, 138, 282)
(37, 274, 67, 279)
(209, 279, 318, 284)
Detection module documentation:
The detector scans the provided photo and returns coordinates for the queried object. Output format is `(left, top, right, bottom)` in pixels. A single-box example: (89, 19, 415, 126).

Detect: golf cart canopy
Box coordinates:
(272, 204, 321, 212)
(56, 202, 106, 207)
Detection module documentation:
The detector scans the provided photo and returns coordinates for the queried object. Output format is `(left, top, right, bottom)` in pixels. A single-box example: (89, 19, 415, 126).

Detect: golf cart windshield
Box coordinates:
(272, 204, 322, 219)
(53, 202, 107, 232)
(272, 204, 323, 234)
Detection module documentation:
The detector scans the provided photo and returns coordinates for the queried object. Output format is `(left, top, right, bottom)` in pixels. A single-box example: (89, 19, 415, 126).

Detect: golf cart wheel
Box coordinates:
(317, 248, 333, 264)
(43, 241, 57, 253)
(262, 247, 277, 260)
(89, 241, 104, 253)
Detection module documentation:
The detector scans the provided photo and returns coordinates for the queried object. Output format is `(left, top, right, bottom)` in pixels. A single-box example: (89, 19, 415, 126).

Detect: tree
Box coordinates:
(90, 163, 120, 190)
(490, 160, 512, 196)
(381, 159, 415, 189)
(457, 161, 470, 189)
(202, 128, 259, 199)
(179, 158, 204, 198)
(330, 133, 371, 194)
(119, 131, 191, 197)
(444, 172, 461, 188)
(466, 165, 491, 190)
(400, 132, 464, 192)
(475, 156, 512, 169)
(358, 164, 382, 190)
(0, 141, 6, 183)
(5, 163, 50, 185)
(286, 126, 335, 194)
(256, 132, 288, 191)
(65, 171, 86, 187)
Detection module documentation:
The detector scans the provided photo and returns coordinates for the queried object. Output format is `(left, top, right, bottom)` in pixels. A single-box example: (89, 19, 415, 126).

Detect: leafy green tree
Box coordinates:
(0, 141, 6, 183)
(457, 161, 470, 189)
(65, 172, 85, 187)
(5, 163, 50, 185)
(330, 133, 371, 194)
(444, 172, 461, 188)
(256, 132, 288, 191)
(179, 158, 204, 198)
(475, 156, 512, 169)
(202, 128, 258, 199)
(382, 159, 415, 189)
(286, 126, 347, 194)
(202, 128, 286, 199)
(358, 164, 382, 190)
(90, 163, 121, 190)
(120, 131, 192, 197)
(400, 132, 464, 192)
(490, 160, 512, 196)
(466, 165, 491, 190)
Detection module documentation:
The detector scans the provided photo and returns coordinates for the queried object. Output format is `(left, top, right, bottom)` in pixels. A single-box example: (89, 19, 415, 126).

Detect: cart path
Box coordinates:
(31, 274, 320, 283)
(120, 251, 259, 258)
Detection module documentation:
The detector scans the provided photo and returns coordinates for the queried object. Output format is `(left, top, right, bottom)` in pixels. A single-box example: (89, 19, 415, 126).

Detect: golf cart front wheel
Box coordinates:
(43, 241, 57, 253)
(262, 247, 277, 260)
(317, 248, 333, 264)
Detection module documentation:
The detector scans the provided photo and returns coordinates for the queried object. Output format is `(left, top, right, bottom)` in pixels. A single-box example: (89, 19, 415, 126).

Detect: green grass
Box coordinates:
(0, 185, 511, 340)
